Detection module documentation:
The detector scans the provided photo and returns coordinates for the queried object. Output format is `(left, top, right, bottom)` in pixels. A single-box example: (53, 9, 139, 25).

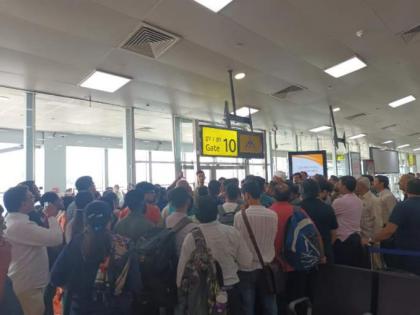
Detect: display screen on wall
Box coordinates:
(200, 125, 264, 159)
(288, 150, 328, 177)
(370, 147, 399, 174)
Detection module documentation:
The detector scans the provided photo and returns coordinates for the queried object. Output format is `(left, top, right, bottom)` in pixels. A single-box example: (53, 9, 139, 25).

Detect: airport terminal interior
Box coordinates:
(1, 1, 420, 315)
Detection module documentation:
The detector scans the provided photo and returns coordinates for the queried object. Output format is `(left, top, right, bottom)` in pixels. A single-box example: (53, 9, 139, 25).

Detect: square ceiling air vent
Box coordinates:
(272, 85, 306, 99)
(121, 23, 180, 59)
(345, 112, 367, 121)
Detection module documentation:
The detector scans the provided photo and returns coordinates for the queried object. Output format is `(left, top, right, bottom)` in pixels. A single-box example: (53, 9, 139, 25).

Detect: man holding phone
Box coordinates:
(4, 185, 62, 315)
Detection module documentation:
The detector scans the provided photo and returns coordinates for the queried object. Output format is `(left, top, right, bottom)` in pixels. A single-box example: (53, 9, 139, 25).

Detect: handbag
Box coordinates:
(241, 209, 286, 295)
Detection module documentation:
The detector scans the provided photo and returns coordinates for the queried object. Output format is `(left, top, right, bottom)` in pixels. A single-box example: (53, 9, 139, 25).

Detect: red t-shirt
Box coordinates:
(270, 201, 294, 271)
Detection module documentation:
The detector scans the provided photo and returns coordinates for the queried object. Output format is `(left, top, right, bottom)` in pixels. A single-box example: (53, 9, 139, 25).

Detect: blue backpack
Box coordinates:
(283, 207, 322, 271)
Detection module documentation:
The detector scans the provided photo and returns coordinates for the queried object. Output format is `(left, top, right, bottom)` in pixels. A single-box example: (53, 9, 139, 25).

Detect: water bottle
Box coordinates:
(214, 290, 228, 313)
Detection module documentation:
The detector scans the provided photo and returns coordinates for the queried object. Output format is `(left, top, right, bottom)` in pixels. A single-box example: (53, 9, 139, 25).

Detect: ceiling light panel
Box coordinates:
(193, 0, 233, 12)
(79, 70, 131, 93)
(388, 95, 416, 108)
(349, 133, 366, 140)
(234, 72, 246, 80)
(231, 107, 259, 117)
(333, 107, 341, 112)
(413, 148, 420, 152)
(397, 144, 410, 149)
(324, 56, 367, 78)
(309, 125, 331, 133)
(382, 140, 393, 144)
(0, 96, 9, 101)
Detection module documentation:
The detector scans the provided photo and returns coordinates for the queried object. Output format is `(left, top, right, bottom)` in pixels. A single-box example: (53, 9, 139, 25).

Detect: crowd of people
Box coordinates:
(0, 170, 419, 315)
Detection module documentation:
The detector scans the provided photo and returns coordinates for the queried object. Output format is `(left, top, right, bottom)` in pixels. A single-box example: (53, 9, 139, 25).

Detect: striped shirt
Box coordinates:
(234, 205, 278, 271)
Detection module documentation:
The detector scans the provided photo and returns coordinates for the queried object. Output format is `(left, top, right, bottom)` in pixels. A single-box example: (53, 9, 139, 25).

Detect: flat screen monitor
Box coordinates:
(370, 147, 399, 174)
(288, 150, 327, 178)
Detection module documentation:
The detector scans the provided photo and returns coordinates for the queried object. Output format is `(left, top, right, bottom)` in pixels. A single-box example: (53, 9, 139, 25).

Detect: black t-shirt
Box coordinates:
(300, 198, 338, 262)
(389, 197, 420, 275)
(390, 197, 420, 251)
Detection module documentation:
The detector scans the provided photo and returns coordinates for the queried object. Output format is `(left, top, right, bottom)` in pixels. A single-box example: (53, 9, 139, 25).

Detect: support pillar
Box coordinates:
(25, 92, 35, 180)
(124, 107, 136, 186)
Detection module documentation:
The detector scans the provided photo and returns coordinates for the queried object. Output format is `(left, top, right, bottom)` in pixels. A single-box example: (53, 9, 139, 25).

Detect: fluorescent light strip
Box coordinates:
(80, 70, 131, 93)
(413, 148, 420, 152)
(193, 0, 233, 12)
(231, 107, 259, 117)
(388, 95, 416, 108)
(333, 107, 341, 112)
(309, 125, 331, 133)
(349, 133, 366, 140)
(382, 140, 393, 144)
(397, 144, 410, 149)
(324, 56, 367, 78)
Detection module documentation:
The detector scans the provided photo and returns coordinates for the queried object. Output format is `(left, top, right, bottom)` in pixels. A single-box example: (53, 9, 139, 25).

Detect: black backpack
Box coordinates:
(135, 217, 192, 307)
(217, 204, 241, 226)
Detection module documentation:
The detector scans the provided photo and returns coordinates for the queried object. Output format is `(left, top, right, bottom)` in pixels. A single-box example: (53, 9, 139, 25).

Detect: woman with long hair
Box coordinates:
(48, 201, 141, 315)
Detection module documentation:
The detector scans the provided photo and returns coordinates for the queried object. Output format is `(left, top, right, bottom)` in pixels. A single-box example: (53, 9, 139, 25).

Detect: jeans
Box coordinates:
(238, 270, 278, 315)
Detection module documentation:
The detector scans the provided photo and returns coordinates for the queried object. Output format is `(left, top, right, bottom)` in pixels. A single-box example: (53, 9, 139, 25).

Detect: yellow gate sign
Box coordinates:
(201, 126, 238, 157)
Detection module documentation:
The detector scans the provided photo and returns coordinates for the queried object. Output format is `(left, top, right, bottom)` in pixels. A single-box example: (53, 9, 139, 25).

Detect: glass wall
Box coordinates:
(0, 87, 25, 197)
(134, 109, 175, 187)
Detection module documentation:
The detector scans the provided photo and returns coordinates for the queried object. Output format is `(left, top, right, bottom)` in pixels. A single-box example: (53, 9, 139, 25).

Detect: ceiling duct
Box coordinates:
(121, 23, 180, 59)
(344, 112, 367, 121)
(401, 24, 420, 43)
(407, 132, 420, 137)
(381, 124, 397, 130)
(272, 85, 306, 99)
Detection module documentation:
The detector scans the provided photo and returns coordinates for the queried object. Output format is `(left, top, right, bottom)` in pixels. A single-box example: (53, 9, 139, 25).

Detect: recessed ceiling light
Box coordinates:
(413, 148, 420, 151)
(0, 96, 10, 101)
(309, 125, 332, 133)
(234, 72, 246, 80)
(397, 144, 410, 149)
(388, 95, 416, 108)
(349, 133, 366, 140)
(324, 56, 367, 78)
(79, 70, 131, 93)
(333, 107, 341, 112)
(383, 140, 393, 144)
(193, 0, 233, 12)
(231, 107, 259, 117)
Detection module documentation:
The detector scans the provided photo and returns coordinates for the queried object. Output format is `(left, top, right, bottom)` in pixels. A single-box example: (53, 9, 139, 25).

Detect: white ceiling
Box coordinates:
(0, 0, 420, 149)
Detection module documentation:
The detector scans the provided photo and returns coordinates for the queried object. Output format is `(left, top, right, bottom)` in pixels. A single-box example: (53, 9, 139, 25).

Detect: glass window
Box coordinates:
(249, 164, 266, 178)
(0, 87, 25, 196)
(151, 150, 174, 162)
(0, 142, 24, 193)
(136, 162, 150, 183)
(135, 150, 149, 161)
(66, 146, 105, 191)
(108, 148, 126, 189)
(152, 163, 175, 186)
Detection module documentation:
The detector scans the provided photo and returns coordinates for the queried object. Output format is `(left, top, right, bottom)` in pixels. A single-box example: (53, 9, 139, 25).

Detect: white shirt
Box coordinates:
(177, 221, 252, 287)
(5, 212, 63, 294)
(378, 189, 397, 224)
(165, 212, 197, 256)
(233, 205, 278, 271)
(221, 202, 240, 213)
(360, 191, 383, 239)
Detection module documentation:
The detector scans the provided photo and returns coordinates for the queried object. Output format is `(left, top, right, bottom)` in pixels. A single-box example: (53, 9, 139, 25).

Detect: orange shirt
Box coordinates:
(118, 204, 162, 226)
(270, 201, 294, 272)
